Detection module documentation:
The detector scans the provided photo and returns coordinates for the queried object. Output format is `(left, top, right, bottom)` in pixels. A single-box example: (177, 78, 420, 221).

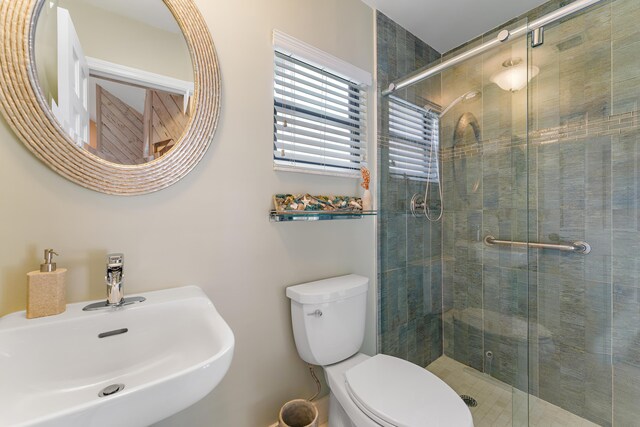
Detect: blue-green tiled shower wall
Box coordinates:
(376, 12, 443, 368)
(377, 1, 640, 426)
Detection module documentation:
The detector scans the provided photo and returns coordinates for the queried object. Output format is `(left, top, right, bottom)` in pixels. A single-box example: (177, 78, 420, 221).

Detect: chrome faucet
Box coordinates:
(83, 253, 145, 311)
(106, 253, 125, 305)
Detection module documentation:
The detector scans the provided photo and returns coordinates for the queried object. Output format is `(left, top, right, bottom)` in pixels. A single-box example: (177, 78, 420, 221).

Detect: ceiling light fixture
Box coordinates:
(490, 58, 539, 92)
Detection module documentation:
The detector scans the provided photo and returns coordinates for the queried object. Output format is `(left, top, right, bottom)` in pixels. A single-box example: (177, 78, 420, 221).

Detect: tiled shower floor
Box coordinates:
(426, 356, 600, 427)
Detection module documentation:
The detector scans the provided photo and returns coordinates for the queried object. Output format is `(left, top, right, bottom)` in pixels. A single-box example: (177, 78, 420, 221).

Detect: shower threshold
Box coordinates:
(426, 356, 600, 427)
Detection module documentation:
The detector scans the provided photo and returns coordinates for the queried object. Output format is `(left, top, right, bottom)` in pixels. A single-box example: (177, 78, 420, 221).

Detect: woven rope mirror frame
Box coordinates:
(0, 0, 220, 195)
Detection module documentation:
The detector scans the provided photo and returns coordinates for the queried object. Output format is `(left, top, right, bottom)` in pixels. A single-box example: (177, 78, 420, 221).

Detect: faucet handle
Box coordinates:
(105, 253, 124, 287)
(105, 253, 125, 305)
(107, 253, 124, 268)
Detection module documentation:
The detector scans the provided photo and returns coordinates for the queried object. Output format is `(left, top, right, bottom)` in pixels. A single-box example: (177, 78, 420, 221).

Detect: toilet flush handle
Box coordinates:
(307, 309, 323, 317)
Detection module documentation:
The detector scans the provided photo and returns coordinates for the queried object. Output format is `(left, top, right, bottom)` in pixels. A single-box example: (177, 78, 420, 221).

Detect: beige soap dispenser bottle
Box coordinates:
(26, 249, 67, 319)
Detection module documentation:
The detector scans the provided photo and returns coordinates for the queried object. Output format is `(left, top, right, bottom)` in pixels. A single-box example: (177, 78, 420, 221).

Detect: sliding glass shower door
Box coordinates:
(435, 16, 532, 427)
(378, 0, 640, 424)
(527, 0, 640, 425)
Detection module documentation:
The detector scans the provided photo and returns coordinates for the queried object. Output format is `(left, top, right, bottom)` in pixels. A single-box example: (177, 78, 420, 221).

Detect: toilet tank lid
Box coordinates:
(286, 274, 368, 304)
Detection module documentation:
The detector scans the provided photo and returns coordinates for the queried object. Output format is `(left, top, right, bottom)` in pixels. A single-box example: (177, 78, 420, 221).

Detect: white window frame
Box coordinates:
(272, 30, 371, 178)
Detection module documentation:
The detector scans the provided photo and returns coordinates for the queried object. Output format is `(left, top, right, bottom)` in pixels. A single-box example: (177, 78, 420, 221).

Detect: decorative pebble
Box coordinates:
(274, 194, 363, 212)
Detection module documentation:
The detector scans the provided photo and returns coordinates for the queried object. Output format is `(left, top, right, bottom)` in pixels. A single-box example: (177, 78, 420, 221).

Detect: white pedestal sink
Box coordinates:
(0, 286, 234, 427)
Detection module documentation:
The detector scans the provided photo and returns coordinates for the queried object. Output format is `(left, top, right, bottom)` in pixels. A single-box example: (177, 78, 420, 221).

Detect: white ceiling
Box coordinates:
(362, 0, 549, 53)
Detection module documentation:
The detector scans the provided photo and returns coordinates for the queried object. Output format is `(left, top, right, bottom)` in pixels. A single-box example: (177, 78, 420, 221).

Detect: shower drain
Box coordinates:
(460, 395, 478, 408)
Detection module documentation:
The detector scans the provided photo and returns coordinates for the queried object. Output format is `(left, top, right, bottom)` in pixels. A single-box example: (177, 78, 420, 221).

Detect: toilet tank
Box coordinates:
(286, 275, 368, 366)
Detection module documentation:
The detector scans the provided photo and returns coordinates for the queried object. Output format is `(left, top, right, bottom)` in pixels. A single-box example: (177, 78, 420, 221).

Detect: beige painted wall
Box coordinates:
(0, 0, 375, 426)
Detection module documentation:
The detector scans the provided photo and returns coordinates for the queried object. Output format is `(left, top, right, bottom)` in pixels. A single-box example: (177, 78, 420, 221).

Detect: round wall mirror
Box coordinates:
(0, 0, 220, 195)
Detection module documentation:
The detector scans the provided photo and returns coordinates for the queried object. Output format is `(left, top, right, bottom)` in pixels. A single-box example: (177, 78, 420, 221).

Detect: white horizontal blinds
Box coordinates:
(274, 51, 367, 176)
(388, 96, 439, 182)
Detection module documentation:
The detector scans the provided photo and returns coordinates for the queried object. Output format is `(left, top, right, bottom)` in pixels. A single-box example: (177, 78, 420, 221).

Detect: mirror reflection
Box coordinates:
(34, 0, 194, 165)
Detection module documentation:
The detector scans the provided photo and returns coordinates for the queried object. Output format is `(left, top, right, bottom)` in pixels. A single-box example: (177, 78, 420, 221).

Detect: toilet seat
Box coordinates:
(344, 354, 473, 427)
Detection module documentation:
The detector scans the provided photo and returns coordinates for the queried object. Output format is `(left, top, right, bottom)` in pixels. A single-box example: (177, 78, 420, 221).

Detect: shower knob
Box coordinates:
(410, 194, 425, 218)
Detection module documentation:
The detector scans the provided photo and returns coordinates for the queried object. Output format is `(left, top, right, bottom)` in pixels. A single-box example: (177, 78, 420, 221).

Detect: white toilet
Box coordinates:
(286, 274, 473, 427)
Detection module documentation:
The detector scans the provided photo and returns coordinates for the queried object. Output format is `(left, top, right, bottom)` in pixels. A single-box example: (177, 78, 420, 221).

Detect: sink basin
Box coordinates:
(0, 286, 234, 427)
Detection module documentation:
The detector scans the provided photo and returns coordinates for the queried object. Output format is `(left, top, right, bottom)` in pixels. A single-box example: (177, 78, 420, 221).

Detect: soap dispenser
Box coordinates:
(26, 249, 67, 319)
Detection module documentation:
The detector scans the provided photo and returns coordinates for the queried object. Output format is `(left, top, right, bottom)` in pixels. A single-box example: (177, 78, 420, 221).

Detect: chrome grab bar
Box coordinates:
(484, 235, 591, 254)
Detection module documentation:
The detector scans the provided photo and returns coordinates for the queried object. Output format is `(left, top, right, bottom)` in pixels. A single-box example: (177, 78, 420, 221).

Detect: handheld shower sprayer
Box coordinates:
(440, 90, 481, 117)
(410, 89, 481, 221)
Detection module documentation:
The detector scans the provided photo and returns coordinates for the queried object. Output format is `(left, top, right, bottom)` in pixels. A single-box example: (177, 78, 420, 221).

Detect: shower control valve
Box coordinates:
(410, 193, 426, 218)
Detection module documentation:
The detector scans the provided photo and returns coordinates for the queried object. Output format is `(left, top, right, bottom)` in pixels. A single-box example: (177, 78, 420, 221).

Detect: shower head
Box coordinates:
(462, 90, 481, 101)
(439, 90, 481, 117)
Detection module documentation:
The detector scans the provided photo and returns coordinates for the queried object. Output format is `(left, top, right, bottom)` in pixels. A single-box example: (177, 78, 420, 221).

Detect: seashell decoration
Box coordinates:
(360, 166, 370, 190)
(274, 194, 363, 213)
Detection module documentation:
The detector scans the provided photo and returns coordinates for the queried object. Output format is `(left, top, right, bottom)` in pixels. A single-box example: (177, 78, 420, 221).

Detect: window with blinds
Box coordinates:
(388, 96, 440, 182)
(273, 51, 367, 176)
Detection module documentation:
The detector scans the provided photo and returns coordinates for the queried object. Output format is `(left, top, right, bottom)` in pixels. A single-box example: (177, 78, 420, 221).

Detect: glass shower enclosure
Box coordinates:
(377, 0, 640, 425)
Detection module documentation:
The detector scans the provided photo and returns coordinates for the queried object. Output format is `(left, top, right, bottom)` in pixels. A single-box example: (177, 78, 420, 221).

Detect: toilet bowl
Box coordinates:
(286, 275, 473, 427)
